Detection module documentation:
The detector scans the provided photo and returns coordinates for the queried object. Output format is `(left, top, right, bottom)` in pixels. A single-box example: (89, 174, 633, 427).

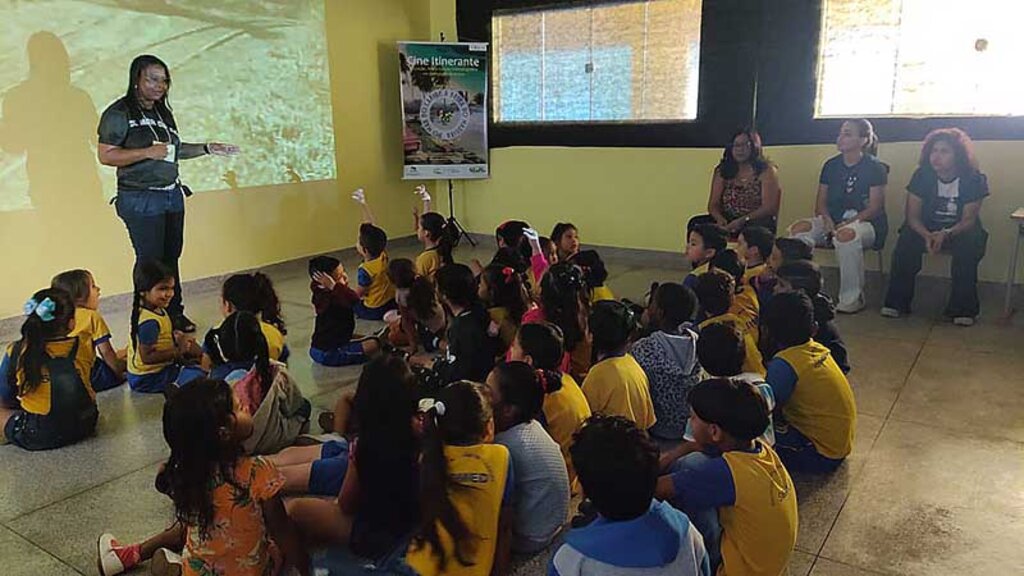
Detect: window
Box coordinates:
(492, 0, 702, 124)
(816, 0, 1024, 117)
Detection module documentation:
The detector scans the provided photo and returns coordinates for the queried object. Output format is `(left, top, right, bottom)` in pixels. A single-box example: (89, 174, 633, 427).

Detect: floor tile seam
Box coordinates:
(814, 552, 899, 576)
(4, 457, 167, 525)
(1, 521, 87, 575)
(883, 414, 1024, 447)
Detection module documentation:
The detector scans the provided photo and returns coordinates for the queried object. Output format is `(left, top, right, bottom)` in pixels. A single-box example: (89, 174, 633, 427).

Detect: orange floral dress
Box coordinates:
(182, 456, 285, 576)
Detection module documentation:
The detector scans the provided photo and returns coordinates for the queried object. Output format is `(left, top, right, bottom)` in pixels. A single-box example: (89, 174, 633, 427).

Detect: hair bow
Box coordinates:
(501, 266, 515, 284)
(418, 398, 446, 417)
(23, 297, 56, 322)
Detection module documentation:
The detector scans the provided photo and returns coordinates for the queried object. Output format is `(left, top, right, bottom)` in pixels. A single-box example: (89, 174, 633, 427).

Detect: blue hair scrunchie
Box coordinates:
(23, 297, 57, 322)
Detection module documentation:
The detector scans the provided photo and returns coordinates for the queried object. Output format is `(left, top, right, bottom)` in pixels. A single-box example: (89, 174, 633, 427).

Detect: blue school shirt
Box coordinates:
(549, 500, 709, 576)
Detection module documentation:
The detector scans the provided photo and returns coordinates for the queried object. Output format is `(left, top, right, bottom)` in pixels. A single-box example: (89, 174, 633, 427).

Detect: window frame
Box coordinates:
(459, 0, 760, 148)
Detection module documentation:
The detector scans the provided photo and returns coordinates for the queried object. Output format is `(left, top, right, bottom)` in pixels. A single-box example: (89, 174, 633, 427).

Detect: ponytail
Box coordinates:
(253, 272, 285, 335)
(12, 288, 75, 394)
(414, 381, 491, 571)
(219, 312, 273, 397)
(537, 368, 563, 394)
(420, 212, 456, 266)
(850, 118, 879, 156)
(129, 289, 143, 368)
(408, 276, 441, 323)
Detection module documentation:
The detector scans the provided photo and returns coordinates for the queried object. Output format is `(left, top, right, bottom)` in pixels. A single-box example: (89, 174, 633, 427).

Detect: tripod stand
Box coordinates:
(445, 179, 476, 247)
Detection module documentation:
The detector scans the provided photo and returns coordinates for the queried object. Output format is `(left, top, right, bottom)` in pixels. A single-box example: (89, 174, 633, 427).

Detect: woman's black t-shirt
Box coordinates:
(906, 167, 989, 231)
(97, 98, 181, 192)
(819, 153, 889, 247)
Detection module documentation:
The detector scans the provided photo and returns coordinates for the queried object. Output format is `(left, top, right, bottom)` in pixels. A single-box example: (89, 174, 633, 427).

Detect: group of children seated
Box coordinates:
(0, 186, 858, 576)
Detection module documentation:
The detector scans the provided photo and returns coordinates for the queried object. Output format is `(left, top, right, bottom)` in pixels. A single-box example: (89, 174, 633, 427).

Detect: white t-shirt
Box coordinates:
(935, 178, 960, 226)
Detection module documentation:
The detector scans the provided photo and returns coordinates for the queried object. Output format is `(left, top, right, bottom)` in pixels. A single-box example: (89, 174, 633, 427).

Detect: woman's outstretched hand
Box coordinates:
(207, 142, 240, 156)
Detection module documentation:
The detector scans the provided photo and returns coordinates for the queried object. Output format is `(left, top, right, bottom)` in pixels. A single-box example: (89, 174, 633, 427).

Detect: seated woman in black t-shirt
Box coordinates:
(883, 129, 989, 326)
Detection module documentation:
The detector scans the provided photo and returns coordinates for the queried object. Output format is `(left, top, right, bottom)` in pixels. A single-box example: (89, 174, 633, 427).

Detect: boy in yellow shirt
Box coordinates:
(581, 301, 656, 431)
(736, 226, 774, 286)
(683, 223, 728, 291)
(656, 378, 798, 576)
(350, 188, 396, 320)
(762, 292, 856, 473)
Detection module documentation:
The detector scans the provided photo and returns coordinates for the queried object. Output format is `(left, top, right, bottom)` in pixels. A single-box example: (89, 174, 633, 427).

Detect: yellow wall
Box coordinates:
(0, 0, 433, 317)
(455, 142, 1023, 283)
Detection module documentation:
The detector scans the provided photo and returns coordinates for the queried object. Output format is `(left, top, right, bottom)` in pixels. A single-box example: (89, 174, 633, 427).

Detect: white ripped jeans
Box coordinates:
(789, 215, 875, 308)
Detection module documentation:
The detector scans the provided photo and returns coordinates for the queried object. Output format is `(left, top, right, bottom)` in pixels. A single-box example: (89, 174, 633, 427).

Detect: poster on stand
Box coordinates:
(399, 41, 489, 180)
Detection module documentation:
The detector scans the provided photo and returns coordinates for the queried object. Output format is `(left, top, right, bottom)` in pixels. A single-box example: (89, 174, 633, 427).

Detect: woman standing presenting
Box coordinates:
(97, 54, 238, 332)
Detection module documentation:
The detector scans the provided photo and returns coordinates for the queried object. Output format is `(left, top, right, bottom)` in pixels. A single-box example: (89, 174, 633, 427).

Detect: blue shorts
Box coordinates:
(354, 300, 396, 321)
(90, 361, 123, 392)
(310, 342, 368, 367)
(773, 421, 845, 474)
(175, 365, 209, 387)
(127, 364, 181, 394)
(309, 439, 350, 496)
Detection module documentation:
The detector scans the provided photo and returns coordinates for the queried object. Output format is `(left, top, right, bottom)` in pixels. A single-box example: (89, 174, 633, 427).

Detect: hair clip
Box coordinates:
(23, 297, 56, 322)
(536, 369, 549, 392)
(501, 266, 515, 283)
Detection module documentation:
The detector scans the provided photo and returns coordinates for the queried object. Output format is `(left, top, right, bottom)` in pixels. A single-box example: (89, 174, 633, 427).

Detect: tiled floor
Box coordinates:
(2, 241, 1022, 576)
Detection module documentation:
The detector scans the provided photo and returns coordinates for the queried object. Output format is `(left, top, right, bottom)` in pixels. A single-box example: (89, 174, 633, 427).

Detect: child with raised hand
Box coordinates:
(522, 227, 553, 300)
(0, 288, 98, 450)
(127, 260, 201, 393)
(710, 249, 760, 343)
(684, 223, 728, 290)
(694, 270, 765, 377)
(736, 226, 774, 286)
(51, 269, 126, 391)
(413, 185, 456, 279)
(387, 258, 447, 353)
(350, 188, 397, 320)
(551, 222, 580, 262)
(761, 292, 856, 473)
(550, 415, 710, 576)
(405, 380, 514, 576)
(423, 264, 498, 384)
(655, 378, 797, 576)
(630, 283, 701, 446)
(308, 255, 381, 367)
(508, 322, 591, 488)
(486, 361, 570, 554)
(572, 249, 615, 303)
(479, 263, 533, 354)
(582, 300, 657, 431)
(524, 262, 592, 381)
(202, 311, 310, 455)
(97, 378, 309, 576)
(775, 260, 851, 374)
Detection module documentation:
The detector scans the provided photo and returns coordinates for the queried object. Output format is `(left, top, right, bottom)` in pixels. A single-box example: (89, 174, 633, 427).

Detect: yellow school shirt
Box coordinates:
(700, 313, 765, 376)
(775, 341, 856, 459)
(581, 354, 656, 430)
(729, 285, 760, 344)
(406, 443, 511, 576)
(590, 285, 615, 304)
(487, 307, 518, 353)
(416, 248, 443, 279)
(5, 333, 96, 415)
(358, 252, 396, 309)
(542, 373, 592, 486)
(719, 442, 799, 576)
(127, 308, 175, 376)
(69, 307, 112, 347)
(742, 263, 766, 286)
(259, 321, 286, 362)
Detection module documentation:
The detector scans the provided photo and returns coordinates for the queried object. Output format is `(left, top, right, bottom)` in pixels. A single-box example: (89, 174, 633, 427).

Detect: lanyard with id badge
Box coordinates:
(142, 106, 193, 196)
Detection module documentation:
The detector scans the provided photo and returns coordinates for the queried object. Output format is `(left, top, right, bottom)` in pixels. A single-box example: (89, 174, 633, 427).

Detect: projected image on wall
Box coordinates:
(0, 0, 336, 212)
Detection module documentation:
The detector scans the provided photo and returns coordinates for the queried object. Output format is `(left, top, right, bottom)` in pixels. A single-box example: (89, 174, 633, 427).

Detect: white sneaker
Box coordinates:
(836, 295, 866, 314)
(880, 307, 901, 318)
(150, 548, 183, 576)
(96, 533, 126, 576)
(953, 316, 976, 327)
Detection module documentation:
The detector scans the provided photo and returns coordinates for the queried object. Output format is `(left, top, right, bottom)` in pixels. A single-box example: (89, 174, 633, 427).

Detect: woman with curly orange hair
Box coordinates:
(883, 128, 989, 326)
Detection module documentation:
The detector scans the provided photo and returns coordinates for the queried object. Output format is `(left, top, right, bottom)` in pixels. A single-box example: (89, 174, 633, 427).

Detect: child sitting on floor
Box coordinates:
(684, 223, 728, 291)
(127, 260, 201, 393)
(308, 255, 381, 367)
(710, 249, 760, 343)
(207, 272, 289, 365)
(523, 262, 592, 381)
(656, 378, 797, 576)
(97, 378, 308, 576)
(756, 237, 814, 305)
(573, 249, 616, 303)
(695, 270, 765, 376)
(51, 269, 126, 391)
(486, 361, 570, 554)
(551, 222, 581, 262)
(412, 185, 456, 279)
(479, 263, 532, 354)
(550, 415, 709, 576)
(405, 381, 514, 576)
(387, 258, 447, 353)
(582, 300, 656, 431)
(737, 225, 774, 286)
(423, 264, 498, 384)
(508, 322, 591, 489)
(762, 292, 856, 473)
(630, 282, 701, 446)
(0, 288, 98, 450)
(350, 188, 397, 320)
(775, 260, 851, 374)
